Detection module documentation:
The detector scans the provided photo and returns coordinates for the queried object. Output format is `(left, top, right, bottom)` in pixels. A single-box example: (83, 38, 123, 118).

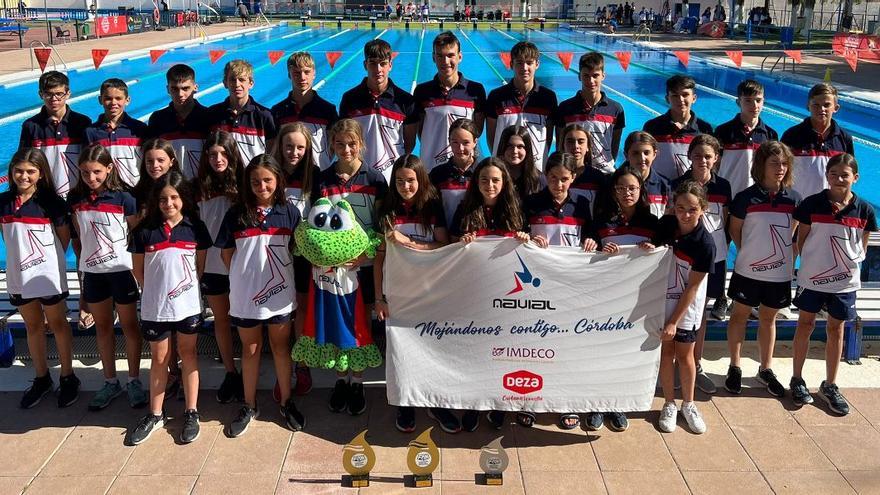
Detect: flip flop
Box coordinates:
(78, 310, 95, 331)
(516, 411, 536, 428)
(558, 413, 581, 430)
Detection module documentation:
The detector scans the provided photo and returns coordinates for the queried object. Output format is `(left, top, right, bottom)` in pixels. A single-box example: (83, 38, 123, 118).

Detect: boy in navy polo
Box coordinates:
(555, 52, 626, 174)
(642, 75, 713, 181)
(412, 31, 487, 170)
(486, 41, 557, 171)
(85, 78, 148, 188)
(19, 71, 91, 198)
(339, 39, 416, 183)
(206, 59, 277, 166)
(781, 83, 855, 200)
(271, 51, 339, 170)
(147, 64, 210, 180)
(790, 154, 876, 415)
(714, 79, 778, 198)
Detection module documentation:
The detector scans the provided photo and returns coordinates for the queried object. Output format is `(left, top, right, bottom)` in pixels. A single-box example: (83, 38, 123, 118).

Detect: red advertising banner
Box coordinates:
(832, 33, 880, 61)
(95, 15, 129, 37)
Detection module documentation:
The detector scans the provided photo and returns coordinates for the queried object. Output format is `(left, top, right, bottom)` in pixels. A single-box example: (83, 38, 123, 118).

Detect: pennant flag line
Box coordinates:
(91, 49, 109, 69)
(725, 50, 743, 67)
(783, 50, 802, 63)
(209, 50, 226, 64)
(149, 49, 167, 64)
(325, 51, 342, 68)
(843, 49, 858, 72)
(673, 50, 690, 67)
(34, 48, 52, 72)
(500, 52, 511, 70)
(268, 50, 285, 65)
(615, 51, 632, 71)
(557, 51, 573, 71)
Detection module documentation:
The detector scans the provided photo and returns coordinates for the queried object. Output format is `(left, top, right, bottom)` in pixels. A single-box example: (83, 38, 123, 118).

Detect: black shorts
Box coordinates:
(9, 292, 68, 307)
(293, 255, 311, 295)
(231, 312, 291, 329)
(82, 271, 139, 305)
(794, 288, 857, 322)
(727, 272, 791, 310)
(200, 272, 230, 296)
(141, 315, 202, 342)
(706, 260, 726, 300)
(357, 265, 376, 305)
(674, 326, 697, 343)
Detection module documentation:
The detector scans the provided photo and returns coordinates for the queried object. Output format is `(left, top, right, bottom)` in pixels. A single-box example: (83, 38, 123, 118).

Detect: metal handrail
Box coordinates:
(28, 40, 68, 72)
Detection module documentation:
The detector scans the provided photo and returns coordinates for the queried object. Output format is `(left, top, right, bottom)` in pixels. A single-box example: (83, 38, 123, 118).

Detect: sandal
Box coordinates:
(558, 413, 580, 430)
(78, 310, 95, 331)
(515, 411, 536, 428)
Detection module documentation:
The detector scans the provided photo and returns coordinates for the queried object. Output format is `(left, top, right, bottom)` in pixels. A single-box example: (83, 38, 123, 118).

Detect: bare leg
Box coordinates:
(825, 317, 846, 384)
(660, 341, 677, 402)
(267, 322, 292, 404)
(177, 332, 200, 411)
(116, 302, 142, 379)
(20, 301, 49, 377)
(792, 311, 817, 378)
(90, 298, 117, 380)
(237, 326, 263, 408)
(676, 341, 697, 402)
(44, 300, 74, 377)
(208, 294, 236, 373)
(148, 338, 170, 414)
(727, 301, 751, 367)
(757, 305, 779, 370)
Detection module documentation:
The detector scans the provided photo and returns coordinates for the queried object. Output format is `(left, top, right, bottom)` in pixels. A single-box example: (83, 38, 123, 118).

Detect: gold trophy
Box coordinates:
(479, 436, 510, 485)
(406, 427, 440, 488)
(342, 430, 376, 487)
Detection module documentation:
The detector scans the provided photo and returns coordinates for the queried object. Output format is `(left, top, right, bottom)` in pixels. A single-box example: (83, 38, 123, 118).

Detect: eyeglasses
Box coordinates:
(41, 91, 68, 100)
(614, 185, 641, 194)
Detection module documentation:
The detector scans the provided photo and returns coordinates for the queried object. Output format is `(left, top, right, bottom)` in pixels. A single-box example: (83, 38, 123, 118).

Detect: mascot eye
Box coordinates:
(328, 206, 354, 231)
(330, 214, 343, 230)
(314, 212, 328, 228)
(308, 203, 333, 230)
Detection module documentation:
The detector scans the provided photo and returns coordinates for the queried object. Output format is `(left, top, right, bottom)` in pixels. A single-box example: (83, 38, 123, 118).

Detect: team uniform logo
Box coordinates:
(19, 223, 52, 271)
(252, 243, 292, 306)
(85, 213, 125, 268)
(168, 252, 197, 300)
(810, 232, 858, 286)
(750, 217, 792, 273)
(493, 251, 555, 310)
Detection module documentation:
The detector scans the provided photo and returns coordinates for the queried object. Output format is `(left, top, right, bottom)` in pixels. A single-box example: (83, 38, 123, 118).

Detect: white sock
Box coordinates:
(350, 376, 363, 384)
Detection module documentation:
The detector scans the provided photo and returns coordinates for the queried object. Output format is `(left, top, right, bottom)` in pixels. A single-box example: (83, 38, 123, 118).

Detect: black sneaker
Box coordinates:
(129, 412, 166, 445)
(461, 410, 480, 432)
(756, 368, 785, 398)
(329, 379, 349, 413)
(819, 381, 850, 415)
(486, 410, 505, 430)
(180, 409, 200, 444)
(57, 374, 80, 408)
(281, 398, 305, 431)
(227, 405, 259, 438)
(347, 382, 366, 416)
(216, 371, 244, 404)
(710, 297, 729, 321)
(790, 377, 814, 407)
(608, 412, 629, 432)
(20, 374, 53, 409)
(396, 407, 416, 433)
(428, 408, 462, 433)
(585, 412, 604, 431)
(725, 365, 742, 394)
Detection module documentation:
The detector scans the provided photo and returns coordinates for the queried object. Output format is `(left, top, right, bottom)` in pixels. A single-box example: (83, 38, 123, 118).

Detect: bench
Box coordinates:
(0, 23, 28, 35)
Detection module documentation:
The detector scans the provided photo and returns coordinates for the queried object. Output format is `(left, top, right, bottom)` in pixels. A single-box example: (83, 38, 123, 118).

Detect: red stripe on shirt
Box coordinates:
(32, 137, 79, 146)
(211, 124, 266, 137)
(599, 227, 654, 238)
(652, 134, 696, 144)
(424, 98, 476, 109)
(562, 113, 615, 124)
(347, 106, 406, 122)
(146, 241, 199, 252)
(675, 249, 694, 265)
(723, 143, 761, 151)
(791, 149, 845, 158)
(72, 203, 125, 214)
(496, 105, 552, 116)
(811, 214, 868, 229)
(0, 215, 52, 225)
(746, 203, 796, 214)
(529, 215, 584, 226)
(321, 184, 378, 196)
(233, 227, 293, 239)
(96, 137, 142, 147)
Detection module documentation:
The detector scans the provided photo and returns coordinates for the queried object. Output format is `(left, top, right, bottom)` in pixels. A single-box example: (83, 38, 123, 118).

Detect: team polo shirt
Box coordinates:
(524, 188, 592, 247)
(0, 190, 69, 298)
(19, 106, 91, 197)
(594, 207, 659, 247)
(196, 192, 233, 276)
(214, 203, 301, 320)
(671, 170, 732, 263)
(206, 96, 277, 166)
(642, 111, 713, 181)
(85, 113, 148, 188)
(569, 166, 606, 216)
(68, 189, 137, 273)
(449, 204, 520, 239)
(338, 78, 415, 182)
(555, 91, 626, 174)
(383, 199, 446, 243)
(713, 115, 778, 197)
(730, 184, 801, 282)
(644, 167, 671, 218)
(656, 215, 715, 331)
(285, 163, 321, 219)
(129, 217, 212, 321)
(486, 80, 557, 171)
(412, 73, 486, 170)
(271, 91, 339, 170)
(794, 191, 877, 293)
(429, 159, 474, 230)
(781, 118, 855, 199)
(147, 101, 211, 180)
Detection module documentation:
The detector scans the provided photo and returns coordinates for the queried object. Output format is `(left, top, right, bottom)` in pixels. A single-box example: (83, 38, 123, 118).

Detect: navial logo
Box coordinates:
(492, 252, 556, 310)
(503, 370, 543, 395)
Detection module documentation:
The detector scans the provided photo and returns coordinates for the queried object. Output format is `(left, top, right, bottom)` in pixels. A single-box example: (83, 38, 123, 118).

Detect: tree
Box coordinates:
(799, 0, 817, 36)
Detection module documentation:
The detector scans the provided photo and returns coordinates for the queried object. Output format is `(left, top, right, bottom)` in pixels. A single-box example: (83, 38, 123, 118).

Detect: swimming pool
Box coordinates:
(1, 23, 879, 270)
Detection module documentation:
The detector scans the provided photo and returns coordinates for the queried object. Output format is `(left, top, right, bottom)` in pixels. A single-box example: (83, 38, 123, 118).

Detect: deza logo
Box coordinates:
(503, 370, 543, 395)
(492, 251, 556, 310)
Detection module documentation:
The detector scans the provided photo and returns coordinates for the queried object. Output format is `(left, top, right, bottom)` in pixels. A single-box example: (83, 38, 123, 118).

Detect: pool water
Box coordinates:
(1, 24, 878, 270)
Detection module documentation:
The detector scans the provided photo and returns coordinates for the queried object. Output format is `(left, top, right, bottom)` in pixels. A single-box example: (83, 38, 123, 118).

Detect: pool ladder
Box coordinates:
(29, 40, 68, 72)
(761, 52, 795, 75)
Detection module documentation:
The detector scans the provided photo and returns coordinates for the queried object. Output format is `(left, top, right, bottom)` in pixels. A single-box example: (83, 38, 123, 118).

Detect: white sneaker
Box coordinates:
(659, 401, 678, 432)
(776, 306, 793, 320)
(681, 402, 706, 434)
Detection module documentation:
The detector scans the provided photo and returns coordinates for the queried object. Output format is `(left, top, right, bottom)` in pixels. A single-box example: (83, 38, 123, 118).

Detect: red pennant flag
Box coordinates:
(391, 51, 399, 61)
(557, 51, 573, 71)
(725, 50, 743, 67)
(843, 49, 858, 72)
(209, 50, 226, 64)
(500, 52, 511, 70)
(783, 50, 802, 63)
(34, 48, 52, 72)
(615, 51, 632, 72)
(325, 51, 342, 68)
(149, 49, 167, 64)
(268, 50, 285, 65)
(673, 50, 689, 67)
(91, 49, 109, 69)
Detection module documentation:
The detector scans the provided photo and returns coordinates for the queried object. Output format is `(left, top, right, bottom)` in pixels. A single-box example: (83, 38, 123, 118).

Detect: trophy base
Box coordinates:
(475, 473, 503, 485)
(404, 474, 433, 488)
(341, 474, 370, 488)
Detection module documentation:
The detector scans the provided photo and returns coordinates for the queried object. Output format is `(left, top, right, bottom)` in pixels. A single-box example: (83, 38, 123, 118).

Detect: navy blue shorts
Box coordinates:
(293, 255, 311, 295)
(231, 312, 291, 329)
(82, 271, 139, 305)
(9, 292, 68, 307)
(357, 265, 376, 305)
(707, 260, 726, 300)
(794, 288, 857, 322)
(727, 272, 791, 310)
(200, 272, 230, 296)
(141, 315, 202, 342)
(674, 326, 697, 343)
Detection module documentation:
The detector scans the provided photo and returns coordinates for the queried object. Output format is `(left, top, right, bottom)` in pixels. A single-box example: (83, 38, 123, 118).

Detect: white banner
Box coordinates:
(385, 240, 673, 413)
